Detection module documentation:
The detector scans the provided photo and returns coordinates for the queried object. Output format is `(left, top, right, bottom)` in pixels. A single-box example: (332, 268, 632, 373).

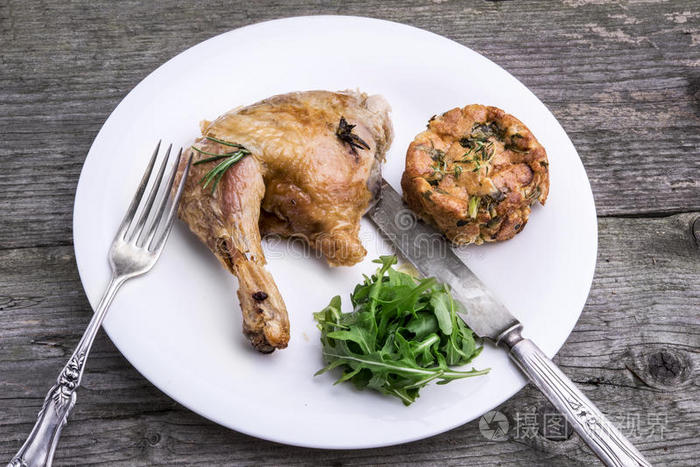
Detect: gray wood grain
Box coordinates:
(1, 0, 699, 250)
(1, 214, 697, 465)
(1, 0, 698, 465)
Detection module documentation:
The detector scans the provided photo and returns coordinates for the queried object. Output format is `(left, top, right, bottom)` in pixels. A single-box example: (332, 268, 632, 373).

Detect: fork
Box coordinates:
(9, 142, 192, 467)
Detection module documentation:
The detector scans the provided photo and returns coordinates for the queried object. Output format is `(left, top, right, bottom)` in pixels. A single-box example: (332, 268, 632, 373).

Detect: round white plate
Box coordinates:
(73, 16, 597, 449)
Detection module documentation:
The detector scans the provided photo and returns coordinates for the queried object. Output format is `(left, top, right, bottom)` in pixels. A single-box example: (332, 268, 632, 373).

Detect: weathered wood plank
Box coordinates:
(1, 214, 697, 465)
(1, 0, 698, 249)
(1, 0, 698, 465)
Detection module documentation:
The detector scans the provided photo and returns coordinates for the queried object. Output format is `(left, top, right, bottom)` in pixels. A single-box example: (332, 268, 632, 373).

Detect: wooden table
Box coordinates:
(1, 1, 698, 465)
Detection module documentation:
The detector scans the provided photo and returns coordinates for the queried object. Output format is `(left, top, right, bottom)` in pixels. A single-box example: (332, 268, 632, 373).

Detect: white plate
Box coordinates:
(73, 16, 597, 449)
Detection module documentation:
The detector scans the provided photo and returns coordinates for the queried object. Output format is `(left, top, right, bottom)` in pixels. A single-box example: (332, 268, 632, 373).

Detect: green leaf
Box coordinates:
(326, 319, 374, 355)
(430, 291, 453, 336)
(313, 255, 489, 405)
(405, 312, 438, 338)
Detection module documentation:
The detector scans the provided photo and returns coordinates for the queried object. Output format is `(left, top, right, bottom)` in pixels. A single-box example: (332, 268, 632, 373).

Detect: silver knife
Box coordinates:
(368, 180, 650, 467)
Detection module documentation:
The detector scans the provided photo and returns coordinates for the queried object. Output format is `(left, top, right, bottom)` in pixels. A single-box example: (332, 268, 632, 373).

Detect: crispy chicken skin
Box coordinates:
(402, 105, 548, 245)
(176, 90, 393, 352)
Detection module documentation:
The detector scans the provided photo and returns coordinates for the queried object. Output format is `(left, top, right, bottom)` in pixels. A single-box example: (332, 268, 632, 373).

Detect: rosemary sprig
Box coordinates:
(204, 135, 246, 148)
(428, 145, 464, 180)
(336, 116, 370, 155)
(458, 135, 494, 173)
(192, 136, 250, 193)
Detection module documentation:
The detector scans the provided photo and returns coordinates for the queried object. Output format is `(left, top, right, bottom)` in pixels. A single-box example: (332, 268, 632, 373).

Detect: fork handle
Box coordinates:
(10, 277, 124, 467)
(501, 326, 651, 467)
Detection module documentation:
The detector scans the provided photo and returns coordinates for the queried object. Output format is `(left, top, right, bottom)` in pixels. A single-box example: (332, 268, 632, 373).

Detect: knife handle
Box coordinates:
(501, 327, 651, 467)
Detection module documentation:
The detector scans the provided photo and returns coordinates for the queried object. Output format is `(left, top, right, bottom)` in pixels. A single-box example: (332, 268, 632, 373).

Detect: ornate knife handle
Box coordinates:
(10, 277, 123, 467)
(501, 326, 651, 467)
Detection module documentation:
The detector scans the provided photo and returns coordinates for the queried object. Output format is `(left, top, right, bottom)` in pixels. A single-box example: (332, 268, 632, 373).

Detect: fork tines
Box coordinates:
(116, 141, 192, 252)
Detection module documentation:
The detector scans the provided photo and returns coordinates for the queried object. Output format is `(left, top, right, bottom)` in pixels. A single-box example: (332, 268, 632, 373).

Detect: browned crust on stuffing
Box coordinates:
(401, 104, 549, 245)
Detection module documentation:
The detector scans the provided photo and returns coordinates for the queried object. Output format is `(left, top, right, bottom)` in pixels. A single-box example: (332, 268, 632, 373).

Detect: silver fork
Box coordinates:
(10, 142, 192, 467)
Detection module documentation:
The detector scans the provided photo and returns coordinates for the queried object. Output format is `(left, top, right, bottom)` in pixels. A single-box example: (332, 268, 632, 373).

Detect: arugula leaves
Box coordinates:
(314, 256, 489, 405)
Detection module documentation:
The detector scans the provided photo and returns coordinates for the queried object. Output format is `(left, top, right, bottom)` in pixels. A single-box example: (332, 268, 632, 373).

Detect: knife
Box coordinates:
(368, 180, 650, 467)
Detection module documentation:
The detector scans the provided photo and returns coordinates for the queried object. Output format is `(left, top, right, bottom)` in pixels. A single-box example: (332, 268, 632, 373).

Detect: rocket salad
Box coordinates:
(314, 256, 489, 405)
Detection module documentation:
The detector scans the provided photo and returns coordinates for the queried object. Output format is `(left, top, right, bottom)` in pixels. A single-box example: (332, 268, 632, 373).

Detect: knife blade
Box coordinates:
(367, 179, 650, 467)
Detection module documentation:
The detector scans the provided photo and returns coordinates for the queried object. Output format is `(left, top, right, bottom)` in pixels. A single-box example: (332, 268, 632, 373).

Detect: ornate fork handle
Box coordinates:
(10, 143, 189, 467)
(10, 277, 124, 467)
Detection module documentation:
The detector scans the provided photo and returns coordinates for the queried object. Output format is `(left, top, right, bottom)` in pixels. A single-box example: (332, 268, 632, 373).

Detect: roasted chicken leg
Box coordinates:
(176, 90, 393, 352)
